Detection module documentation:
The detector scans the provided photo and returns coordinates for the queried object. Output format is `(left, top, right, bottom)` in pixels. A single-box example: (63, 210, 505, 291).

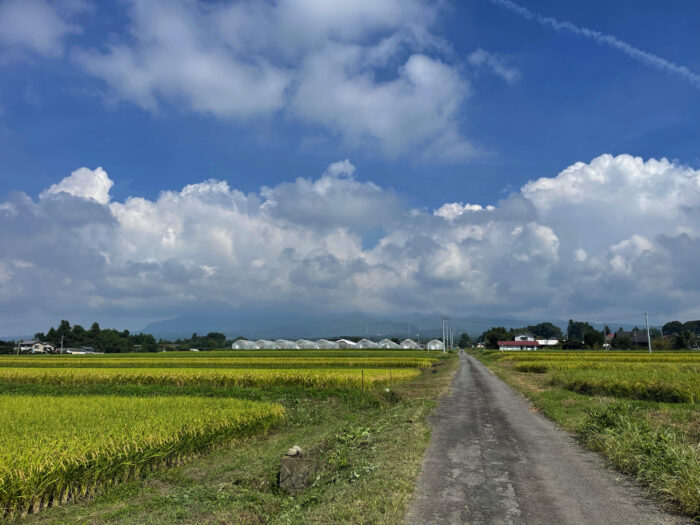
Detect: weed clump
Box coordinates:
(581, 403, 700, 518)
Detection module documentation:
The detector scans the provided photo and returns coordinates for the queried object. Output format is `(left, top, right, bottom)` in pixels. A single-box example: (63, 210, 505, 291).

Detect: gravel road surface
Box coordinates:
(406, 350, 689, 525)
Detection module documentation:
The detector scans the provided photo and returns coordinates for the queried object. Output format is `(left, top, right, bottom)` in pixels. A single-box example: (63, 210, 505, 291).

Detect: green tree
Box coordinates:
(482, 327, 510, 349)
(583, 330, 604, 348)
(673, 331, 697, 350)
(683, 320, 700, 335)
(459, 333, 471, 347)
(56, 320, 71, 342)
(662, 321, 683, 335)
(566, 320, 596, 341)
(71, 325, 86, 347)
(141, 335, 157, 353)
(526, 322, 562, 339)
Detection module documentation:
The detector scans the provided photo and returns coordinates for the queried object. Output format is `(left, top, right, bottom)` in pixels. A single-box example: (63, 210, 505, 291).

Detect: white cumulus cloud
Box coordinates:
(73, 0, 473, 160)
(2, 153, 700, 333)
(41, 166, 113, 204)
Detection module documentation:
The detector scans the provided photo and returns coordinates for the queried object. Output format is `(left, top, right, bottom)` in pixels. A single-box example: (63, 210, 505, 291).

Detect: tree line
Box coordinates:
(473, 318, 700, 350)
(0, 321, 235, 354)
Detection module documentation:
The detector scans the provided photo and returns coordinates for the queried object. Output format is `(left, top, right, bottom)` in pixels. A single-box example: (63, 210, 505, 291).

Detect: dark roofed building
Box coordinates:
(614, 329, 648, 344)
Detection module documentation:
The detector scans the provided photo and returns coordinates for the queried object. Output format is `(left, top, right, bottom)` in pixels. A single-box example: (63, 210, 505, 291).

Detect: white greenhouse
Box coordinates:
(317, 339, 339, 349)
(232, 339, 257, 350)
(336, 339, 357, 348)
(255, 339, 277, 350)
(400, 339, 421, 350)
(378, 339, 401, 349)
(296, 339, 320, 349)
(275, 339, 298, 349)
(425, 339, 445, 351)
(356, 339, 378, 349)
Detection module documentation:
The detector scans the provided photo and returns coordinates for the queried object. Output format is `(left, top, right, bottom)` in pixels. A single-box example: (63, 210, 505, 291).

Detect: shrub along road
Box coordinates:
(406, 351, 689, 525)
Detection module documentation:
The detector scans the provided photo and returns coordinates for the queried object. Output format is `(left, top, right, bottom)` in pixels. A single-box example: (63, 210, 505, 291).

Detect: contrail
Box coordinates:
(490, 0, 700, 90)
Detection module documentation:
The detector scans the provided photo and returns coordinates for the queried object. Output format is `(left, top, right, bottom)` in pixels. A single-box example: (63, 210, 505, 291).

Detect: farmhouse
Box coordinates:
(18, 340, 55, 354)
(614, 329, 649, 345)
(497, 340, 540, 350)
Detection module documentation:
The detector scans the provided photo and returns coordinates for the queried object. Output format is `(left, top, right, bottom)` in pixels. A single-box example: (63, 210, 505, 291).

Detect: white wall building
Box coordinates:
(317, 339, 339, 349)
(378, 339, 401, 349)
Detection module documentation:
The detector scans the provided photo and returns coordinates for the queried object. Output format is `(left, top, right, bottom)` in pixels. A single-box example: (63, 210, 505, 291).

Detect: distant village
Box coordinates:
(2, 318, 698, 355)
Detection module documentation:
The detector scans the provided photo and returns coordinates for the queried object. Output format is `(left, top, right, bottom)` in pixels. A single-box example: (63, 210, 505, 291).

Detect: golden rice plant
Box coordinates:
(0, 395, 284, 518)
(0, 367, 421, 389)
(0, 357, 435, 369)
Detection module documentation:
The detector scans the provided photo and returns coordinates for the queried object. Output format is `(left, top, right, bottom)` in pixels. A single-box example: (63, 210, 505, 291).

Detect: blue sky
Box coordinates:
(1, 0, 700, 334)
(2, 0, 699, 206)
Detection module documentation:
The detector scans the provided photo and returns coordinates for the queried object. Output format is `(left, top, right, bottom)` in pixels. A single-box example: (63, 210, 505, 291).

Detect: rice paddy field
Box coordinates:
(0, 348, 455, 523)
(476, 350, 700, 519)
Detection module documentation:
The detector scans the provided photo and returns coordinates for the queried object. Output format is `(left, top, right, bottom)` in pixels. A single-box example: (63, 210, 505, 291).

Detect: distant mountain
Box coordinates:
(141, 311, 623, 341)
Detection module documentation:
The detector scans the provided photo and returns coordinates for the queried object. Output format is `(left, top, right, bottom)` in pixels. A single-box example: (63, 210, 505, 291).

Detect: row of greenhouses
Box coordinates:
(231, 338, 445, 350)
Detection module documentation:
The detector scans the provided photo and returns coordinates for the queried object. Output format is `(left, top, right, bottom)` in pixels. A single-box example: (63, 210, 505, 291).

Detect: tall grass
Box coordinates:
(581, 403, 700, 518)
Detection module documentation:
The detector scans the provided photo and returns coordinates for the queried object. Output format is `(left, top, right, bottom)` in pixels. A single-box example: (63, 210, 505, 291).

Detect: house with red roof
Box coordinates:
(497, 333, 540, 351)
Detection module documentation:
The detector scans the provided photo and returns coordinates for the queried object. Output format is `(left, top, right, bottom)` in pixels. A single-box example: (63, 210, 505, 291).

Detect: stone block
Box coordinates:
(278, 456, 319, 494)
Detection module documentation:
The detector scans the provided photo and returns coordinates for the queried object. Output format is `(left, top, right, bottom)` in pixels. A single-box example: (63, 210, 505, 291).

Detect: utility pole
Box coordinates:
(60, 335, 64, 355)
(442, 315, 446, 354)
(645, 313, 652, 354)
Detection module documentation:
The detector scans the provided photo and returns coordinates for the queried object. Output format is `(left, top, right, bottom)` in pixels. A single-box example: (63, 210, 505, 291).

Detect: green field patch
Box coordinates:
(0, 395, 284, 518)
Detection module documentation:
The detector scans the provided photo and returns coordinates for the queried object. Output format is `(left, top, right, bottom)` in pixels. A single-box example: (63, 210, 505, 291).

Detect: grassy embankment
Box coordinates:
(474, 350, 700, 520)
(3, 350, 457, 524)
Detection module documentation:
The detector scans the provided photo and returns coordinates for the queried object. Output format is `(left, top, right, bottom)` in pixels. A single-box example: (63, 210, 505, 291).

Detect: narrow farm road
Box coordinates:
(406, 350, 689, 525)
